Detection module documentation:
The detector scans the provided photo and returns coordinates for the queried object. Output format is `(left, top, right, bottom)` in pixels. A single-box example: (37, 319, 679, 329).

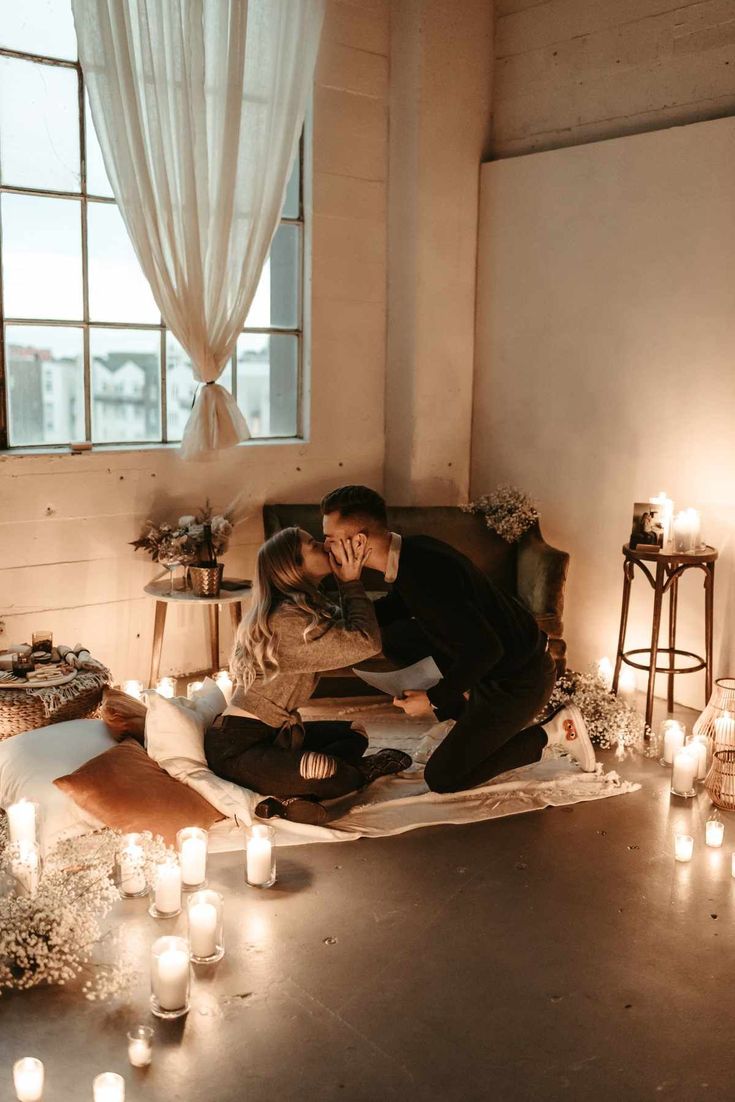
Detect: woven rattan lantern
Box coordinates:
(693, 677, 735, 751)
(705, 749, 735, 811)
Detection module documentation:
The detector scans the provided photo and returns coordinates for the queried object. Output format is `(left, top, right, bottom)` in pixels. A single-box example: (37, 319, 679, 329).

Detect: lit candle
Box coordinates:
(118, 834, 146, 896)
(152, 859, 181, 916)
(187, 890, 223, 962)
(650, 492, 674, 550)
(246, 825, 275, 888)
(671, 748, 698, 796)
(214, 669, 234, 704)
(686, 735, 708, 781)
(122, 680, 144, 701)
(151, 935, 190, 1017)
(92, 1072, 125, 1102)
(675, 833, 694, 862)
(7, 799, 37, 846)
(127, 1026, 153, 1068)
(715, 712, 735, 749)
(156, 677, 176, 699)
(617, 667, 637, 702)
(177, 827, 208, 889)
(186, 680, 204, 701)
(661, 721, 686, 764)
(597, 658, 613, 690)
(673, 509, 700, 553)
(13, 1058, 44, 1102)
(11, 842, 41, 897)
(706, 818, 724, 847)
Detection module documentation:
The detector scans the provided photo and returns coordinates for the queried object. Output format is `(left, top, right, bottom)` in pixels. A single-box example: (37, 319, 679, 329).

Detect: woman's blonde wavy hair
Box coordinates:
(231, 527, 338, 689)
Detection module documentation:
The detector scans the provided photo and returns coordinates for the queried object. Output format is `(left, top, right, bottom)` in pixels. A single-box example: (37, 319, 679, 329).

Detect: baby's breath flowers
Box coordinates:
(0, 824, 172, 998)
(462, 486, 539, 543)
(539, 666, 650, 754)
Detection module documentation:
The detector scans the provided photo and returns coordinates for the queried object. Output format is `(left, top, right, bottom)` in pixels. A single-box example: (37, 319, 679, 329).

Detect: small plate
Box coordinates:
(0, 669, 78, 690)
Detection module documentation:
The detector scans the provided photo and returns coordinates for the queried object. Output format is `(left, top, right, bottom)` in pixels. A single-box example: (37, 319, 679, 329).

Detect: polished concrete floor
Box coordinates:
(2, 698, 732, 1101)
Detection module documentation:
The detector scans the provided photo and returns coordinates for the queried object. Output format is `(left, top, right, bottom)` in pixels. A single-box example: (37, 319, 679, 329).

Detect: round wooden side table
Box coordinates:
(612, 543, 717, 731)
(143, 579, 252, 688)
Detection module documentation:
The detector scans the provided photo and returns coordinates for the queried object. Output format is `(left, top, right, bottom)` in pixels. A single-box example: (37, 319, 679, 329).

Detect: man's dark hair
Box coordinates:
(320, 485, 388, 528)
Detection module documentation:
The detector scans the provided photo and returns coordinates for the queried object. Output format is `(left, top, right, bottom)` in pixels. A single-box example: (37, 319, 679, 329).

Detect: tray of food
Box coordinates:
(0, 664, 78, 690)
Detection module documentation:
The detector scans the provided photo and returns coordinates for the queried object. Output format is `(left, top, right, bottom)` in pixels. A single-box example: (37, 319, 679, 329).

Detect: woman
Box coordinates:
(204, 527, 411, 825)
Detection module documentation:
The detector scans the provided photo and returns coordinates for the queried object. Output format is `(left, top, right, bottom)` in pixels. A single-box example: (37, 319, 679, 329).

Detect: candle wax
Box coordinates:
(247, 836, 273, 886)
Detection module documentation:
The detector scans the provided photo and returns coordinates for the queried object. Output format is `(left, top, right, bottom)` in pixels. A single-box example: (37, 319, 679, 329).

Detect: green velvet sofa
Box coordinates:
(263, 504, 569, 691)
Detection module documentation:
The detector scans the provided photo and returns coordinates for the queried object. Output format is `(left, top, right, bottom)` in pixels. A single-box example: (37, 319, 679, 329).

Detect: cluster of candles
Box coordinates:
(649, 492, 703, 554)
(8, 802, 276, 1099)
(674, 816, 728, 863)
(121, 670, 234, 704)
(659, 719, 709, 797)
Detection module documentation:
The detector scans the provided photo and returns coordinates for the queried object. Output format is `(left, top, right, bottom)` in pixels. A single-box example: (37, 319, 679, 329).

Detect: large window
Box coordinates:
(0, 0, 304, 450)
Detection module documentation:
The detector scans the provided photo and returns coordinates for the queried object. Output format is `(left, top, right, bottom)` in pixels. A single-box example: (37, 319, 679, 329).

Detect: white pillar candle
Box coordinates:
(156, 677, 175, 698)
(151, 937, 190, 1014)
(715, 712, 735, 749)
(214, 669, 233, 704)
(706, 819, 724, 847)
(11, 842, 40, 897)
(617, 667, 637, 702)
(13, 1058, 44, 1102)
(153, 860, 181, 916)
(686, 736, 708, 781)
(122, 680, 144, 701)
(650, 492, 674, 550)
(127, 1027, 153, 1068)
(673, 509, 700, 553)
(92, 1072, 125, 1102)
(119, 836, 146, 896)
(675, 833, 694, 862)
(672, 748, 697, 795)
(188, 900, 218, 959)
(661, 721, 686, 764)
(597, 658, 613, 690)
(186, 680, 204, 701)
(178, 829, 208, 888)
(8, 799, 37, 846)
(246, 827, 274, 888)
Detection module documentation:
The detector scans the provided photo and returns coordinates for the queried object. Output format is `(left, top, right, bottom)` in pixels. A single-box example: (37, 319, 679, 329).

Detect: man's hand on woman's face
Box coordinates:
(328, 537, 372, 583)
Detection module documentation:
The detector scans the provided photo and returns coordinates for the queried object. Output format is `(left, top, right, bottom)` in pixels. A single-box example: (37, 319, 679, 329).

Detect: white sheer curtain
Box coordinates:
(72, 0, 325, 459)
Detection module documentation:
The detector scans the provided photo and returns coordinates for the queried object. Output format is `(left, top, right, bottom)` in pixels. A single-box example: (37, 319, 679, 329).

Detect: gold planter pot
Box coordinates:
(189, 563, 224, 598)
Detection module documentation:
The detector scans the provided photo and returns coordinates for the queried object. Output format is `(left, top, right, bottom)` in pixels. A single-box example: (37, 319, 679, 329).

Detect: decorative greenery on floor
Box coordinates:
(462, 485, 539, 543)
(542, 668, 650, 754)
(0, 824, 171, 999)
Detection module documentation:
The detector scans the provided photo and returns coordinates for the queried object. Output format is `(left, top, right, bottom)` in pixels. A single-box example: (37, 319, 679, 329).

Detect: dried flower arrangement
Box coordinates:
(540, 667, 649, 754)
(131, 501, 235, 567)
(462, 485, 539, 543)
(0, 822, 172, 999)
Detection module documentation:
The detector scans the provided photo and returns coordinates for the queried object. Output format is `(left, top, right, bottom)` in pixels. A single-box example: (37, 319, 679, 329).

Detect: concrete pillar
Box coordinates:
(384, 0, 493, 505)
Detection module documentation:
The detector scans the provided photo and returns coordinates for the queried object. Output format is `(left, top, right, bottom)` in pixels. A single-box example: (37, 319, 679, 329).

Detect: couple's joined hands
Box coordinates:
(328, 536, 372, 583)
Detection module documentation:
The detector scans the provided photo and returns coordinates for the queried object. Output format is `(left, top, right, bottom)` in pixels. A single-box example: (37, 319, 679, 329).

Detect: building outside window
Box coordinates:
(0, 0, 304, 451)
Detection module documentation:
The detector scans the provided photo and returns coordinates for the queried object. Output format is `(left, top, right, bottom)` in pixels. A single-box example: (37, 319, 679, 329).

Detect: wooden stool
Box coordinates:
(612, 543, 717, 731)
(143, 579, 252, 687)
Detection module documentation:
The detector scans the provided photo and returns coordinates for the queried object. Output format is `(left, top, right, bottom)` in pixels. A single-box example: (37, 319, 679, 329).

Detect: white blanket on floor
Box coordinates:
(198, 723, 641, 851)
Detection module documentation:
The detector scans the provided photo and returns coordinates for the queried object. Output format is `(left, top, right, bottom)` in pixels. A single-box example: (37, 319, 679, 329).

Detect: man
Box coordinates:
(321, 485, 595, 793)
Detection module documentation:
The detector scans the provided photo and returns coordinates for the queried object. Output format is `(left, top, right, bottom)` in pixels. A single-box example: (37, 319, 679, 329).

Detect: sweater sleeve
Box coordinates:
(274, 581, 382, 673)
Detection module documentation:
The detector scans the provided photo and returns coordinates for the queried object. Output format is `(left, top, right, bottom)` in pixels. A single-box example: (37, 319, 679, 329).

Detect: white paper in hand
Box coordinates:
(351, 656, 443, 698)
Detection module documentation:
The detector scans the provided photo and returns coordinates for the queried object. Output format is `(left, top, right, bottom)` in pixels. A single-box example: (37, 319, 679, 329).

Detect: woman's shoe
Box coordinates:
(359, 748, 413, 785)
(254, 796, 328, 826)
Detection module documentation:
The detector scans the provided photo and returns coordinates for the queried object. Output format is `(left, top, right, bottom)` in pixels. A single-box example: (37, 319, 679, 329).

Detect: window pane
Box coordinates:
(165, 335, 232, 442)
(5, 325, 84, 446)
(236, 333, 298, 437)
(91, 328, 161, 443)
(85, 95, 114, 198)
(282, 153, 300, 219)
(244, 223, 300, 330)
(1, 193, 82, 319)
(0, 0, 77, 60)
(0, 57, 80, 191)
(87, 202, 159, 323)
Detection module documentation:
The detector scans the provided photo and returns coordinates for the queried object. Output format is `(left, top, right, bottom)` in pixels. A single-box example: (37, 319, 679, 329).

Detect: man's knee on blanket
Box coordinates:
(423, 755, 466, 794)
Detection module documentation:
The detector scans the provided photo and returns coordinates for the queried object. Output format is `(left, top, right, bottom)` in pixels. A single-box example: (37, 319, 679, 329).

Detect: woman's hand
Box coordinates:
(328, 537, 371, 583)
(393, 690, 435, 718)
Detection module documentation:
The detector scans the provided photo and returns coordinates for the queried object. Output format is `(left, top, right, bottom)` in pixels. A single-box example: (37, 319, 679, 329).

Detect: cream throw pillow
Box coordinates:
(145, 678, 225, 778)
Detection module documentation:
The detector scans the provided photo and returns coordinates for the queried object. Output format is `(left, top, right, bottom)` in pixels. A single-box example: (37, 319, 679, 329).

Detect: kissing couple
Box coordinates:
(204, 486, 595, 825)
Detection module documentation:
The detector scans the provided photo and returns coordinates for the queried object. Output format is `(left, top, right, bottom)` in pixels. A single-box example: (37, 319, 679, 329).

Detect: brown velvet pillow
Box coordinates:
(53, 739, 222, 844)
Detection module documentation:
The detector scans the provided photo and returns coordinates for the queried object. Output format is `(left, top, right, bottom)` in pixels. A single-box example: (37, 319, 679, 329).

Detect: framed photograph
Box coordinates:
(630, 502, 663, 550)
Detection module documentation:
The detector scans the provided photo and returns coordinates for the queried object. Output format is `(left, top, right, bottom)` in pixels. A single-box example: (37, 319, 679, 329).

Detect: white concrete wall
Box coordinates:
(472, 115, 735, 709)
(494, 0, 735, 158)
(0, 0, 390, 683)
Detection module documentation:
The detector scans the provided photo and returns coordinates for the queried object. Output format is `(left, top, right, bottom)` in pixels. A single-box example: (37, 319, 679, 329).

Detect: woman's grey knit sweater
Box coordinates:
(228, 580, 381, 741)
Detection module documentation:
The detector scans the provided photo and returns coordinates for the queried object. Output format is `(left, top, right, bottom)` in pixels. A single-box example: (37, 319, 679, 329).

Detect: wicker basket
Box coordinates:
(0, 673, 110, 740)
(705, 749, 735, 811)
(189, 563, 224, 597)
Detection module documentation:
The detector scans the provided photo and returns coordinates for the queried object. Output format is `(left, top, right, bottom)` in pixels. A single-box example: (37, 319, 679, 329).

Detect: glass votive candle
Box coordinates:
(671, 748, 698, 797)
(617, 667, 637, 702)
(92, 1072, 125, 1101)
(150, 935, 190, 1019)
(9, 841, 42, 898)
(214, 669, 233, 703)
(177, 826, 208, 890)
(675, 833, 694, 862)
(686, 734, 708, 781)
(660, 720, 686, 766)
(116, 833, 148, 898)
(13, 1057, 44, 1102)
(7, 799, 38, 846)
(246, 824, 276, 888)
(187, 889, 225, 963)
(148, 856, 182, 918)
(706, 818, 724, 848)
(127, 1025, 154, 1068)
(122, 679, 144, 701)
(156, 677, 175, 699)
(186, 680, 204, 701)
